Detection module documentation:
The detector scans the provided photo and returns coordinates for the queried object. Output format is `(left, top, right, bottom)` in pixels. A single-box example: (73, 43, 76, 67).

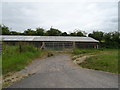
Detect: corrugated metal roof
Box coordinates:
(1, 35, 99, 42)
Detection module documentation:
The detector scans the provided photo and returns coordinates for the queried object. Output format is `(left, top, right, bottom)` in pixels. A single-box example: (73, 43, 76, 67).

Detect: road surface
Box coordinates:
(9, 54, 118, 88)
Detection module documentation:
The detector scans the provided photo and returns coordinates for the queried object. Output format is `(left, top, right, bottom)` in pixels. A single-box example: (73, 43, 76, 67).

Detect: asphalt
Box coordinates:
(9, 54, 118, 88)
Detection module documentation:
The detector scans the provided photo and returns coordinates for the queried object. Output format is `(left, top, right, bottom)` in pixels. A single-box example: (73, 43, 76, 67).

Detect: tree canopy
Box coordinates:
(45, 28, 62, 36)
(1, 25, 10, 35)
(1, 25, 119, 48)
(36, 28, 45, 36)
(88, 31, 104, 42)
(88, 31, 120, 48)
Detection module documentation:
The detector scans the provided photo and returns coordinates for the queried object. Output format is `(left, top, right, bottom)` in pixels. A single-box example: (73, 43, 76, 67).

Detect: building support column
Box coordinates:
(73, 41, 76, 48)
(40, 41, 45, 49)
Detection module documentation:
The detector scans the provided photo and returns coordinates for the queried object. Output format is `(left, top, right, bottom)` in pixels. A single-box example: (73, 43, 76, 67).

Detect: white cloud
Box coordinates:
(2, 0, 119, 2)
(2, 1, 118, 33)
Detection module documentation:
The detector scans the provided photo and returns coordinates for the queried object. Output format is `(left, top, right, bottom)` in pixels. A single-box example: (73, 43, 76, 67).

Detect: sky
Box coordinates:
(1, 0, 118, 33)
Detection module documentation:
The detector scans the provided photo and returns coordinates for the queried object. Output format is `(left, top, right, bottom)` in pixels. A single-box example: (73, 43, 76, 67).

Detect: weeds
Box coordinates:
(47, 52, 54, 57)
(79, 49, 118, 73)
(72, 48, 100, 55)
(2, 44, 43, 74)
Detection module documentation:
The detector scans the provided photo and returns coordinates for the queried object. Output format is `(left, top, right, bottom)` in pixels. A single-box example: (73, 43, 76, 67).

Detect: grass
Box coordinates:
(79, 49, 118, 74)
(2, 44, 43, 75)
(0, 55, 2, 79)
(2, 45, 119, 74)
(72, 48, 103, 55)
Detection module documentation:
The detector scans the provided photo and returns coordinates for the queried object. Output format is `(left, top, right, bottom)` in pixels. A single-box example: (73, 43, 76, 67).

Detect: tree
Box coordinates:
(103, 31, 120, 48)
(104, 33, 112, 42)
(88, 31, 104, 41)
(102, 32, 112, 48)
(24, 29, 36, 35)
(1, 25, 10, 35)
(69, 32, 77, 36)
(10, 31, 20, 35)
(112, 31, 120, 43)
(76, 31, 86, 37)
(36, 27, 45, 36)
(69, 30, 86, 37)
(45, 28, 62, 36)
(61, 32, 68, 36)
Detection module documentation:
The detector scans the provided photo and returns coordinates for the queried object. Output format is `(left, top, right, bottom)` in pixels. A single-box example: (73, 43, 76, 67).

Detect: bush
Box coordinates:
(72, 48, 100, 55)
(47, 52, 54, 57)
(73, 49, 86, 55)
(19, 44, 37, 53)
(2, 44, 43, 74)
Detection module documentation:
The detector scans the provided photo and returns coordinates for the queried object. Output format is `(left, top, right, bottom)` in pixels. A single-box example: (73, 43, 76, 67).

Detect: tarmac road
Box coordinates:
(9, 54, 118, 88)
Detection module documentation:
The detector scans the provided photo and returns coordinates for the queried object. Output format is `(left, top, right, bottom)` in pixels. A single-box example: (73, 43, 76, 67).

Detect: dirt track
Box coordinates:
(8, 54, 118, 88)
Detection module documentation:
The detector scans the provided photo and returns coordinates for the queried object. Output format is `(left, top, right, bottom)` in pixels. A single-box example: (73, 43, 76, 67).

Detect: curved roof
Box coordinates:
(1, 35, 99, 43)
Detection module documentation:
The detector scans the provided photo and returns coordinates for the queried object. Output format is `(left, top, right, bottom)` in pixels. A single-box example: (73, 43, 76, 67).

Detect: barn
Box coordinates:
(2, 35, 99, 50)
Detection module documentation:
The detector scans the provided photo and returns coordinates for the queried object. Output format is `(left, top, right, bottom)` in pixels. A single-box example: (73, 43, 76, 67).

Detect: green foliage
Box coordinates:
(24, 29, 36, 35)
(102, 32, 120, 48)
(69, 30, 86, 37)
(73, 49, 86, 54)
(69, 32, 77, 36)
(46, 28, 62, 36)
(89, 31, 120, 48)
(47, 52, 54, 57)
(1, 25, 119, 48)
(79, 49, 118, 73)
(18, 43, 37, 53)
(76, 30, 86, 37)
(10, 31, 20, 35)
(2, 44, 43, 74)
(1, 25, 10, 35)
(61, 32, 68, 36)
(0, 55, 2, 74)
(36, 27, 45, 36)
(76, 31, 85, 36)
(72, 49, 100, 55)
(88, 31, 104, 41)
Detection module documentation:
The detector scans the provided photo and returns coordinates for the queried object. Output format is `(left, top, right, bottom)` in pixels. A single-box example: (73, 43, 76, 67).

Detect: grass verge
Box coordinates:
(79, 49, 118, 74)
(72, 48, 103, 55)
(2, 44, 43, 75)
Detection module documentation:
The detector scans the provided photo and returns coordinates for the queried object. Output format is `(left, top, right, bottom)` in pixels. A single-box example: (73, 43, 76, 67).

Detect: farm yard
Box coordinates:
(2, 41, 119, 75)
(1, 43, 119, 88)
(1, 34, 119, 88)
(1, 1, 119, 88)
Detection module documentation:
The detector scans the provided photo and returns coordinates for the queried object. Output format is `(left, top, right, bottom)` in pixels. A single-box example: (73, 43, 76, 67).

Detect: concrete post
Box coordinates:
(40, 42, 45, 49)
(73, 42, 76, 48)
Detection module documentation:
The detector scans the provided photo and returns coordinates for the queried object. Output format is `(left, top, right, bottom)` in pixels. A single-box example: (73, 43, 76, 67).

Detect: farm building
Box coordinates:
(1, 35, 99, 50)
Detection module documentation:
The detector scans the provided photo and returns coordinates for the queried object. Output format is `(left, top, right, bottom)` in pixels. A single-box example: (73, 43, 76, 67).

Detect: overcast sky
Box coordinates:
(1, 0, 118, 33)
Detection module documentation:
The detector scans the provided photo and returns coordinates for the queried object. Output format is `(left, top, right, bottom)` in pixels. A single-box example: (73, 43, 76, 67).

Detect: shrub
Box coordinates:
(47, 52, 54, 57)
(2, 44, 43, 74)
(72, 48, 100, 55)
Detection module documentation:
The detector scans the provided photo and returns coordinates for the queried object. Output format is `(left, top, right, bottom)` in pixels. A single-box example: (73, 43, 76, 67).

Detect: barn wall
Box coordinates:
(75, 42, 98, 49)
(44, 41, 73, 50)
(3, 41, 43, 48)
(3, 41, 98, 50)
